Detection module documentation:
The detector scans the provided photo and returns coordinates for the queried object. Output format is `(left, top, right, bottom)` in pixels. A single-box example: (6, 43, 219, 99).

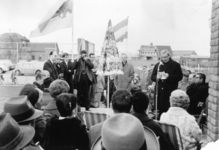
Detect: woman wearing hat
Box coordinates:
(160, 89, 202, 150)
(0, 113, 40, 150)
(41, 93, 89, 150)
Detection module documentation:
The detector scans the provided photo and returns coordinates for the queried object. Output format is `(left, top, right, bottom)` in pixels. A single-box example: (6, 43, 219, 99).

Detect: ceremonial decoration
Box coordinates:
(97, 20, 123, 75)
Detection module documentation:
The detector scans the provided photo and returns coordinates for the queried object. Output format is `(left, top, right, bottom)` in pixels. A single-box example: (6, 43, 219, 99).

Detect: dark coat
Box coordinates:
(60, 60, 74, 83)
(33, 81, 44, 92)
(132, 112, 175, 150)
(43, 59, 58, 80)
(151, 58, 182, 112)
(187, 83, 208, 115)
(41, 116, 89, 150)
(72, 58, 96, 89)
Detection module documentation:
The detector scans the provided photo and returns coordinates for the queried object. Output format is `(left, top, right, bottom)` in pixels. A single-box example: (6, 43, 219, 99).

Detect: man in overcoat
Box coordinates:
(151, 49, 182, 117)
(73, 50, 96, 110)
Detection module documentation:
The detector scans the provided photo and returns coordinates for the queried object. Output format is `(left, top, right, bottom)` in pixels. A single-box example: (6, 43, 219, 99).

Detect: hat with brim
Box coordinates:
(0, 113, 35, 150)
(4, 96, 43, 123)
(92, 126, 160, 150)
(92, 113, 160, 150)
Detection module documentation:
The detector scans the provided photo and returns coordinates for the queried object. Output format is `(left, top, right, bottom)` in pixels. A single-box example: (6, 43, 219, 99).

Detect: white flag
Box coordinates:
(30, 0, 72, 38)
(113, 18, 128, 42)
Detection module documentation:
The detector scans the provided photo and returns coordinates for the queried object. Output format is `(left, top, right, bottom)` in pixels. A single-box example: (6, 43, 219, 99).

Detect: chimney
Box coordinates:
(150, 43, 153, 47)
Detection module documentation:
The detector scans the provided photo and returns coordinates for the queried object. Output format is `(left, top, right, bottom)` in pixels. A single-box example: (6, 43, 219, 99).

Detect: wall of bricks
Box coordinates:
(208, 0, 219, 142)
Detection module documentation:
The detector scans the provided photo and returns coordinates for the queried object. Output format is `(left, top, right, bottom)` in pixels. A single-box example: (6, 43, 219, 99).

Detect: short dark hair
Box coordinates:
(132, 92, 149, 113)
(196, 73, 206, 83)
(35, 69, 41, 75)
(49, 51, 54, 56)
(56, 93, 77, 117)
(35, 72, 44, 81)
(19, 84, 39, 106)
(80, 50, 87, 54)
(62, 53, 69, 58)
(187, 70, 192, 74)
(89, 53, 94, 57)
(112, 90, 132, 113)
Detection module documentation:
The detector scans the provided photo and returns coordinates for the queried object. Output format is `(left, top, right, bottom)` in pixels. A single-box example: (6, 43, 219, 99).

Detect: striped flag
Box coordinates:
(30, 0, 73, 38)
(113, 18, 128, 42)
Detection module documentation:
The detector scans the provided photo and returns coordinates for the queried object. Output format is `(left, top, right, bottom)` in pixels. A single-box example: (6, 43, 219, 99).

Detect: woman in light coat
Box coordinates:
(160, 89, 202, 150)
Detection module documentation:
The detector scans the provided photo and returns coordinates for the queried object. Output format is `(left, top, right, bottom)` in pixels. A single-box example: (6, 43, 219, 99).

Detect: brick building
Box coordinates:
(208, 0, 219, 142)
(138, 43, 173, 60)
(0, 33, 59, 63)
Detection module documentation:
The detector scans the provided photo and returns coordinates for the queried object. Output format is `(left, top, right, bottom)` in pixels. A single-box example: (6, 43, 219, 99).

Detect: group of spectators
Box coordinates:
(0, 78, 203, 150)
(0, 49, 210, 149)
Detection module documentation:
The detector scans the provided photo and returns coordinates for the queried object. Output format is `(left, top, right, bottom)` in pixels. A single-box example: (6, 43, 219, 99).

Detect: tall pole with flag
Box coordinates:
(71, 0, 74, 60)
(30, 0, 73, 39)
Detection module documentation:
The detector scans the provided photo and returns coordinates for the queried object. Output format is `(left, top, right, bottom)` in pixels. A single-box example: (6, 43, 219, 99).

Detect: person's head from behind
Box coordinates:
(0, 113, 35, 150)
(132, 92, 149, 113)
(56, 93, 77, 117)
(195, 73, 206, 84)
(94, 113, 147, 150)
(49, 79, 70, 99)
(89, 53, 95, 62)
(160, 49, 171, 63)
(49, 51, 58, 61)
(170, 89, 190, 110)
(111, 90, 132, 113)
(35, 72, 45, 85)
(188, 74, 195, 84)
(19, 84, 40, 107)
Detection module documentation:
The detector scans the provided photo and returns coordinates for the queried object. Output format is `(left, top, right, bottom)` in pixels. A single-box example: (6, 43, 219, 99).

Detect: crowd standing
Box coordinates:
(0, 49, 210, 150)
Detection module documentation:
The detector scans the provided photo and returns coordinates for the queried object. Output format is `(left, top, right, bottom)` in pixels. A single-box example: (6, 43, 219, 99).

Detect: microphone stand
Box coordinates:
(155, 62, 162, 120)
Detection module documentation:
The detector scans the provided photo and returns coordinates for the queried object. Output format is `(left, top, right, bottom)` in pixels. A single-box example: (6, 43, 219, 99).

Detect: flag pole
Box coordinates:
(126, 16, 129, 52)
(71, 0, 74, 61)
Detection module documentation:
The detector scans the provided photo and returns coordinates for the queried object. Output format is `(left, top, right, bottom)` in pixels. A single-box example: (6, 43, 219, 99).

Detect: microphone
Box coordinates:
(157, 61, 163, 72)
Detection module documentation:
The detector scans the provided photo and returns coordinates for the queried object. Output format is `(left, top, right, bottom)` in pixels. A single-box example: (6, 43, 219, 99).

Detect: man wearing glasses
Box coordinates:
(187, 73, 208, 115)
(151, 49, 183, 118)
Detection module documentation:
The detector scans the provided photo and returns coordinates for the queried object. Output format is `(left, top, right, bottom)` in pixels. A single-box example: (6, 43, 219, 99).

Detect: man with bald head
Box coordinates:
(151, 49, 182, 117)
(114, 53, 134, 91)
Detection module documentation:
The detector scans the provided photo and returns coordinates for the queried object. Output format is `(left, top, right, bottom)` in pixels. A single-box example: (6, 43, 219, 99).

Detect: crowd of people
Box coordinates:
(0, 49, 210, 150)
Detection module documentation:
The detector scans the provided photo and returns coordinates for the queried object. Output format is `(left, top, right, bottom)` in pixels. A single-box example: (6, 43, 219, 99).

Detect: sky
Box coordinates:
(0, 0, 212, 56)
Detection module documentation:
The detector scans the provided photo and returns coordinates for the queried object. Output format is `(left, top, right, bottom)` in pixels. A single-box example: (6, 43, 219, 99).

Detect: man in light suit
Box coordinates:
(73, 50, 96, 110)
(43, 51, 59, 81)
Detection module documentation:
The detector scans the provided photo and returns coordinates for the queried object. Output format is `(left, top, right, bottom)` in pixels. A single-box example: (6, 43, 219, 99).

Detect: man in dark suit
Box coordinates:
(43, 51, 59, 81)
(60, 53, 74, 93)
(151, 49, 182, 117)
(187, 73, 208, 115)
(73, 50, 96, 110)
